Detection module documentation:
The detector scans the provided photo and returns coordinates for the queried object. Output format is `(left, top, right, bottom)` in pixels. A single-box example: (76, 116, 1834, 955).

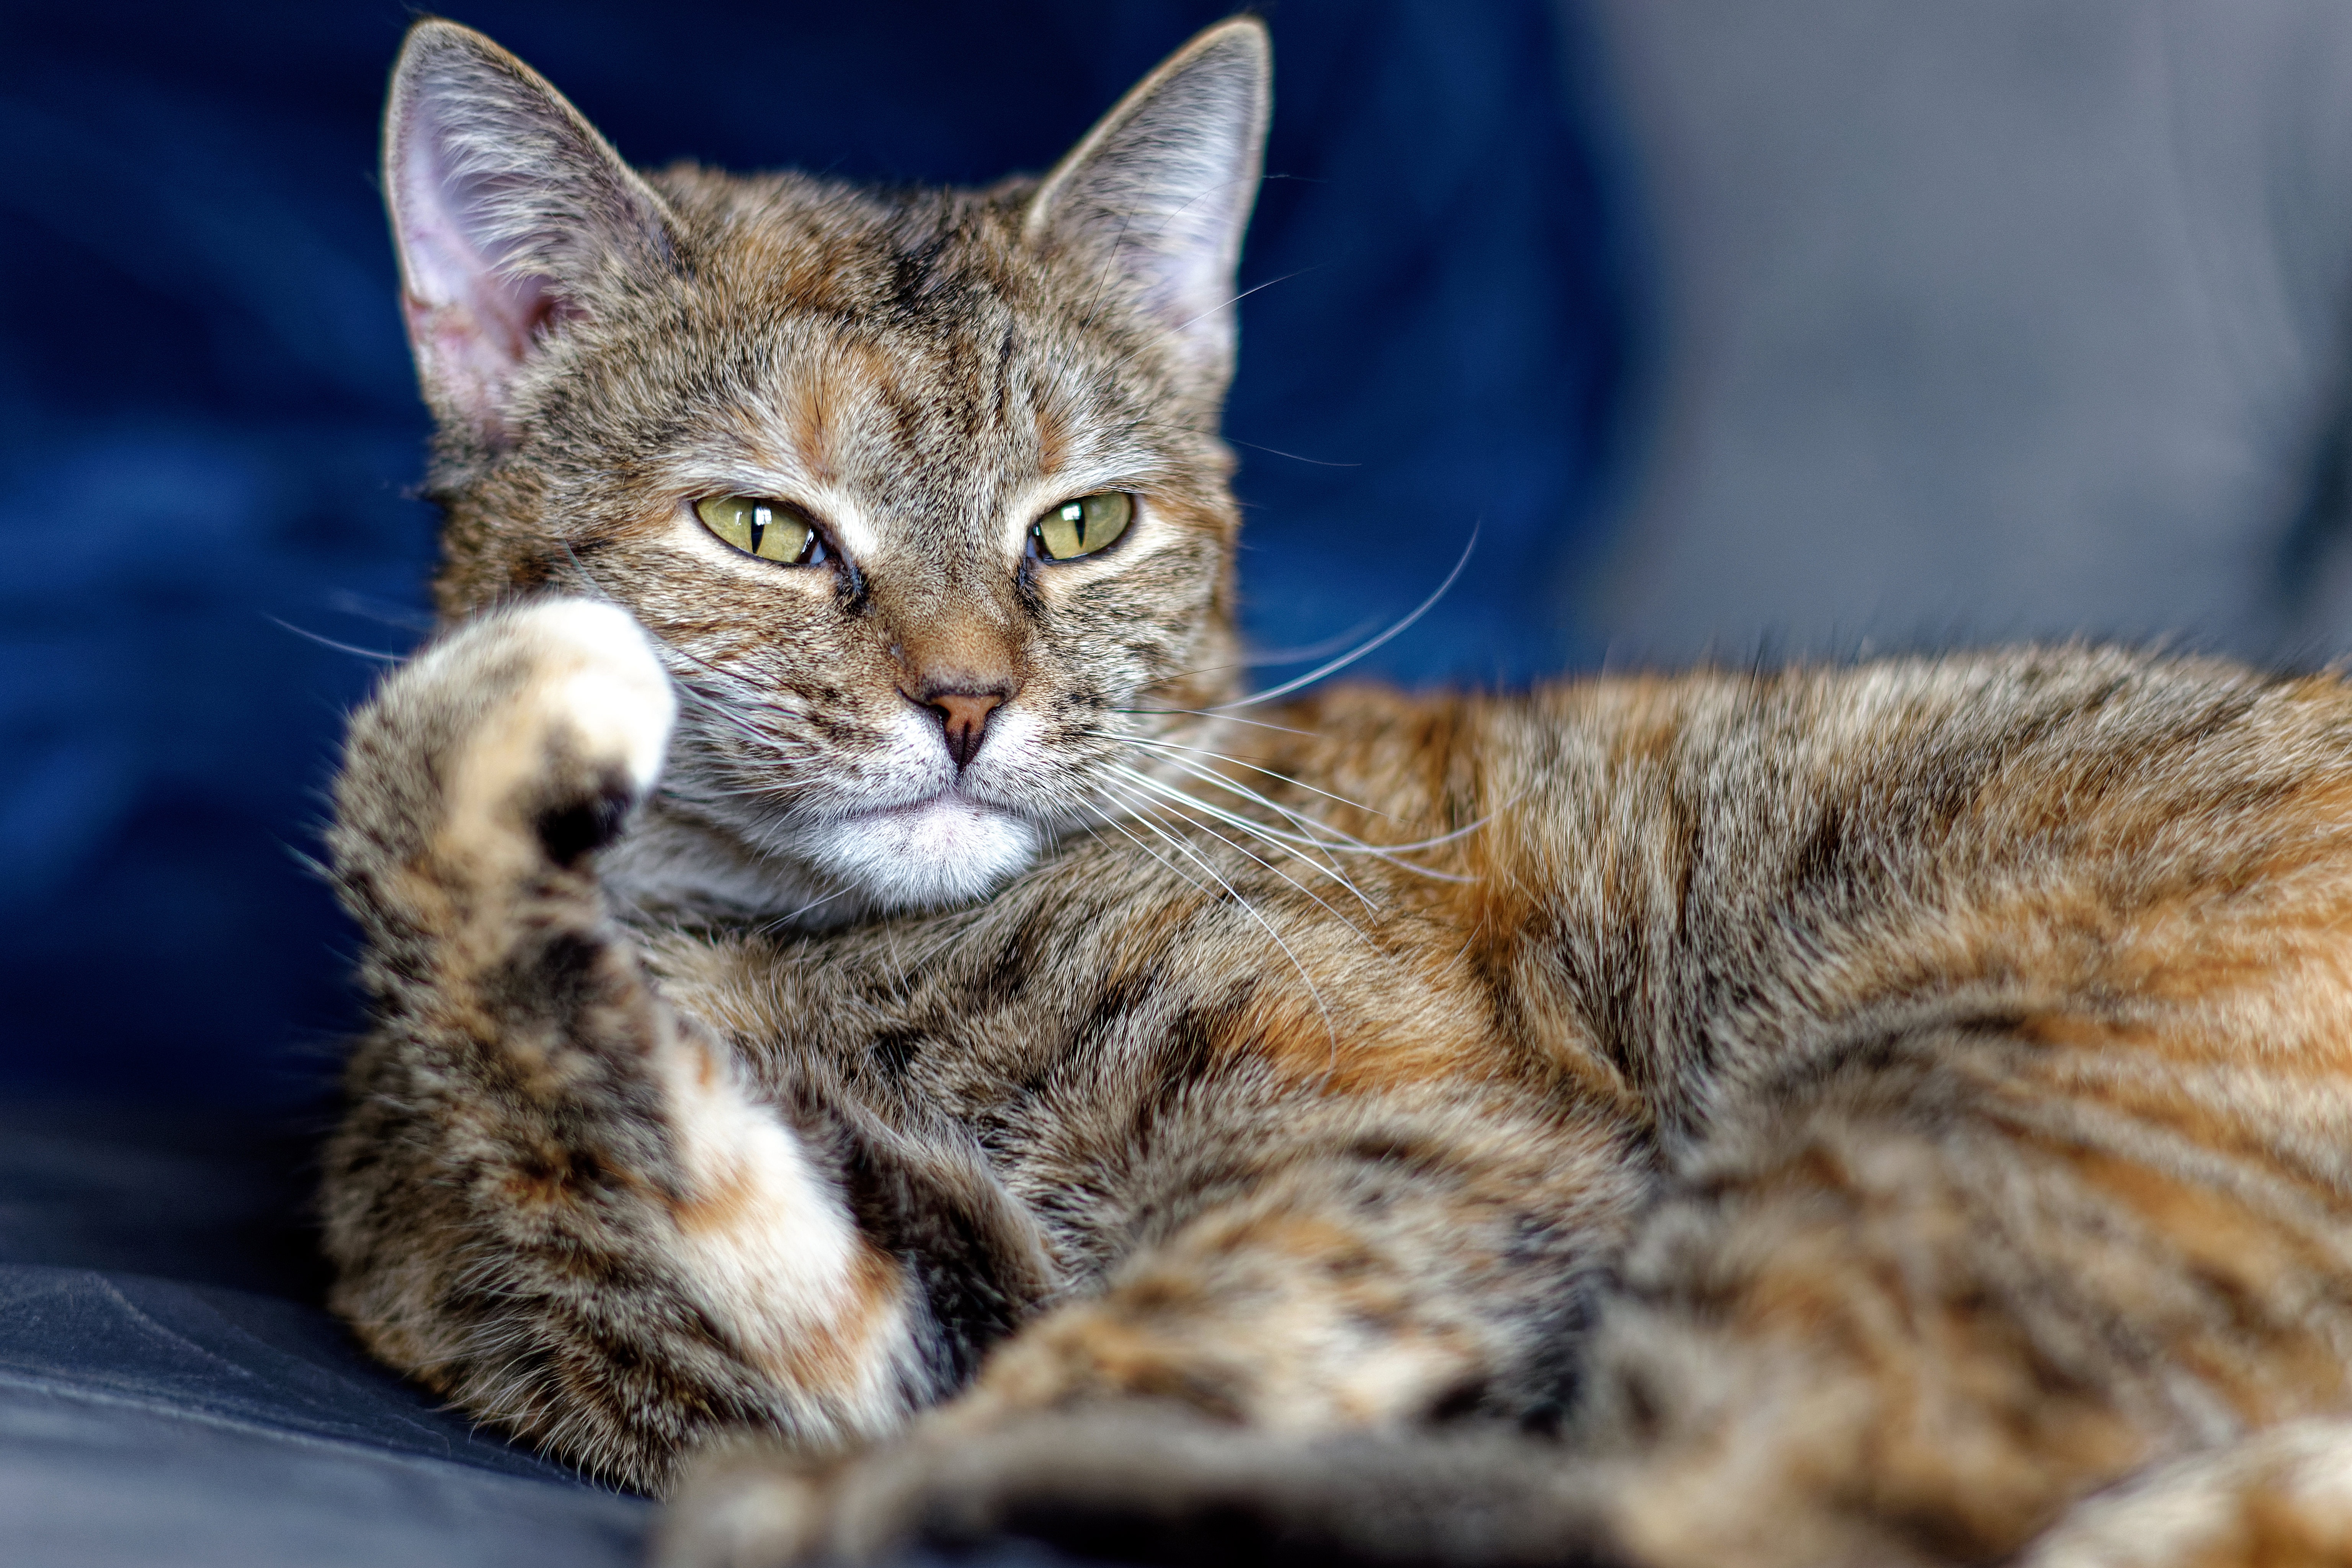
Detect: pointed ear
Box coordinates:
(384, 20, 679, 445)
(1024, 18, 1271, 391)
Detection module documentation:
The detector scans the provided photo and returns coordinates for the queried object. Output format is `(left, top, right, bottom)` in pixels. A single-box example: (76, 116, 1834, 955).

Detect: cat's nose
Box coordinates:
(915, 688, 1008, 770)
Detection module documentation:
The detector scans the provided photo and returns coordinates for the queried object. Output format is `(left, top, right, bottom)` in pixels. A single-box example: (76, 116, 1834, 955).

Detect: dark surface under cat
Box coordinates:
(0, 1102, 653, 1566)
(0, 1104, 1151, 1566)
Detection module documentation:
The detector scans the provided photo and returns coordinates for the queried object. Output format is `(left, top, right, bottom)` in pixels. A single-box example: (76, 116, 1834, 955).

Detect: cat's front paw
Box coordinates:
(655, 1417, 1249, 1568)
(656, 1409, 1612, 1568)
(332, 596, 676, 904)
(657, 1441, 835, 1568)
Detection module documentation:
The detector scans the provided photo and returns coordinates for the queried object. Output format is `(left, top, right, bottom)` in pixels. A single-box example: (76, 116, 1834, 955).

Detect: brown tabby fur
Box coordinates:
(325, 17, 2352, 1567)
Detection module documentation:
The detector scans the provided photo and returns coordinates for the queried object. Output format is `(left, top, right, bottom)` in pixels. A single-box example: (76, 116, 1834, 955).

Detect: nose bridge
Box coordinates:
(877, 546, 1023, 692)
(899, 613, 1020, 694)
(874, 557, 1024, 773)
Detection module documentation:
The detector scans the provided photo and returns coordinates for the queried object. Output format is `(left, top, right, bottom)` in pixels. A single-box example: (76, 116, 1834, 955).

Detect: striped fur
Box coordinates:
(325, 18, 2352, 1566)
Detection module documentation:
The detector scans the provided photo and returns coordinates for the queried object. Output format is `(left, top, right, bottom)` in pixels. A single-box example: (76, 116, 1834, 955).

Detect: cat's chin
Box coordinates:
(799, 792, 1044, 912)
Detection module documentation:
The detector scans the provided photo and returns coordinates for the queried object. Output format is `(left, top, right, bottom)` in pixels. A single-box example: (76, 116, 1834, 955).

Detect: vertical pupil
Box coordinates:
(749, 501, 771, 554)
(1061, 501, 1085, 549)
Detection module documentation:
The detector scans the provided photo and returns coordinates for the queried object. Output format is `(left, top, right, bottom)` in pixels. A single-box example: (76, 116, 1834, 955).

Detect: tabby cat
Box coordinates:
(325, 17, 2352, 1566)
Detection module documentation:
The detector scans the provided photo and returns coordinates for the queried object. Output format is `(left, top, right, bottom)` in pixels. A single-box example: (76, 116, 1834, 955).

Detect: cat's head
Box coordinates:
(383, 19, 1269, 918)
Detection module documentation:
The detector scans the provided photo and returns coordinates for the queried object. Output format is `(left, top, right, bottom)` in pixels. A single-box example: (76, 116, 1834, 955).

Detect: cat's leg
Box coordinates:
(668, 1406, 1609, 1568)
(2022, 1417, 2352, 1568)
(658, 1090, 1644, 1565)
(323, 599, 1044, 1493)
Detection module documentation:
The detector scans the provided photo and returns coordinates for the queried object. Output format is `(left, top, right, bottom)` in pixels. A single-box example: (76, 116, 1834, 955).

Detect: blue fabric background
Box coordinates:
(0, 1, 1638, 1108)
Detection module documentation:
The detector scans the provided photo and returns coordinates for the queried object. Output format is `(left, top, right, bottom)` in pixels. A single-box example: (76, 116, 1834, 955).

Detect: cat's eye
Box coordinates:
(1031, 492, 1134, 562)
(696, 495, 826, 565)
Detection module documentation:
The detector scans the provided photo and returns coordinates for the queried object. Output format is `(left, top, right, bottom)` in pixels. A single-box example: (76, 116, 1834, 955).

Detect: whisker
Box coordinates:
(1110, 708, 1320, 738)
(554, 538, 624, 605)
(266, 616, 403, 663)
(1133, 617, 1387, 693)
(1076, 203, 1146, 336)
(1227, 438, 1362, 470)
(1117, 752, 1378, 864)
(1087, 794, 1216, 900)
(1125, 762, 1469, 891)
(1105, 743, 1387, 854)
(1210, 527, 1478, 713)
(1083, 172, 1292, 357)
(324, 590, 437, 634)
(1091, 729, 1392, 820)
(757, 885, 858, 934)
(661, 777, 824, 807)
(1098, 782, 1338, 1045)
(1119, 750, 1481, 879)
(1235, 619, 1387, 665)
(1118, 266, 1318, 370)
(673, 688, 801, 756)
(1106, 763, 1376, 919)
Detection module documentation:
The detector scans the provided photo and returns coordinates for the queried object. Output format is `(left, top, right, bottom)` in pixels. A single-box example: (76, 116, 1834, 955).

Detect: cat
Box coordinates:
(325, 16, 2352, 1568)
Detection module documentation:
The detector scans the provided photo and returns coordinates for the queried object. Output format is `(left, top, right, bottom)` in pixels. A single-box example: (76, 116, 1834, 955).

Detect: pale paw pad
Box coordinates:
(515, 598, 677, 796)
(381, 596, 678, 873)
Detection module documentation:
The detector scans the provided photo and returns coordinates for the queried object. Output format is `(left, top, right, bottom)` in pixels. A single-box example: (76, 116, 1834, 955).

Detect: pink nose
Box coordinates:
(922, 689, 1006, 769)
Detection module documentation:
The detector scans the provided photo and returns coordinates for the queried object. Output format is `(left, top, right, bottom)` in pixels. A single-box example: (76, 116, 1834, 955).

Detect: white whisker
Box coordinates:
(1210, 527, 1478, 712)
(1105, 762, 1376, 914)
(1109, 747, 1387, 858)
(1106, 768, 1373, 930)
(757, 885, 858, 933)
(1226, 438, 1362, 471)
(1088, 796, 1216, 899)
(1110, 707, 1320, 738)
(1098, 781, 1338, 1045)
(267, 617, 405, 663)
(1091, 728, 1391, 819)
(1106, 740, 1482, 878)
(1116, 751, 1374, 862)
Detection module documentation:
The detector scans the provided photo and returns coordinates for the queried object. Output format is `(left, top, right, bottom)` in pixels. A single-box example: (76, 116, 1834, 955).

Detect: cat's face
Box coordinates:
(384, 22, 1269, 915)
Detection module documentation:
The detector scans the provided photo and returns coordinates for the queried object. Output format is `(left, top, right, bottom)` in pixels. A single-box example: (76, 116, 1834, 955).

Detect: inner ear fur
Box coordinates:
(1024, 18, 1272, 394)
(384, 19, 679, 445)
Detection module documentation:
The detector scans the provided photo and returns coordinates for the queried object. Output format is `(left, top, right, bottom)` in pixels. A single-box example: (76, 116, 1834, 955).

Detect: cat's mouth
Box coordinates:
(801, 787, 1044, 910)
(860, 787, 1007, 833)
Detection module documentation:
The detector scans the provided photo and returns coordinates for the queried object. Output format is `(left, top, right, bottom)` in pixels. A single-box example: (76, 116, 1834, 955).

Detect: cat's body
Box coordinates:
(326, 18, 2352, 1566)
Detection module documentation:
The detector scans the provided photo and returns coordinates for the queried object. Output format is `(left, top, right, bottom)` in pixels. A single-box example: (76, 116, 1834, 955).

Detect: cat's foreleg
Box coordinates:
(322, 599, 936, 1492)
(2023, 1416, 2352, 1567)
(658, 1094, 1643, 1565)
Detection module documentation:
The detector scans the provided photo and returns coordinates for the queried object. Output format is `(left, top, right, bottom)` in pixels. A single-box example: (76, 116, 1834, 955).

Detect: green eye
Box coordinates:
(695, 495, 825, 565)
(1032, 492, 1134, 562)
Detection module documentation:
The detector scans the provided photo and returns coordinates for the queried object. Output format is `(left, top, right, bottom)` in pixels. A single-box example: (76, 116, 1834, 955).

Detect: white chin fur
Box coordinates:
(797, 796, 1042, 910)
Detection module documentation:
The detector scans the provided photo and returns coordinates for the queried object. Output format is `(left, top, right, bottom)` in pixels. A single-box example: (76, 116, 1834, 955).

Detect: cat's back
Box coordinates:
(1465, 645, 2352, 1150)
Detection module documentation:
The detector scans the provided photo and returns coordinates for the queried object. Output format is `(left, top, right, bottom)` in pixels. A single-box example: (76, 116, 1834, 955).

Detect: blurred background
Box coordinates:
(8, 0, 2352, 1110)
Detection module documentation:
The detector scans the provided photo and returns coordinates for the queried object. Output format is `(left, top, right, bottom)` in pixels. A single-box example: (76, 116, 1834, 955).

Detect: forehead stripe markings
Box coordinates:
(1035, 396, 1068, 480)
(734, 352, 886, 560)
(786, 369, 838, 489)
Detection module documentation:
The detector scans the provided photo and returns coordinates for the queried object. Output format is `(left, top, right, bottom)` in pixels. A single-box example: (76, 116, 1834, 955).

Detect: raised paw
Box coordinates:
(331, 596, 675, 914)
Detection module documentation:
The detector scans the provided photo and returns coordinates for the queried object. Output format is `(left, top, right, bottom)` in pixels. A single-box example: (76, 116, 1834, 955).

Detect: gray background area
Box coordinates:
(1583, 0, 2352, 666)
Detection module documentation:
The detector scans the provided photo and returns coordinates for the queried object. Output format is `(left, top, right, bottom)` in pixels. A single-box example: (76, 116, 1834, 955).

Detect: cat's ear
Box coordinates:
(383, 20, 679, 445)
(1024, 19, 1271, 391)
